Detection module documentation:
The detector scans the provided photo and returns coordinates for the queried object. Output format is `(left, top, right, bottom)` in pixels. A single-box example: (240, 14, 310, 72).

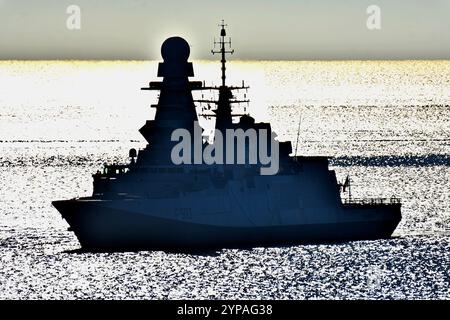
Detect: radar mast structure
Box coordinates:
(194, 20, 250, 131)
(212, 20, 234, 87)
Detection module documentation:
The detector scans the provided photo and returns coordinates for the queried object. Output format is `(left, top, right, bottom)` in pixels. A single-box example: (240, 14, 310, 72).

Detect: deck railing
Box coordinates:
(342, 197, 401, 205)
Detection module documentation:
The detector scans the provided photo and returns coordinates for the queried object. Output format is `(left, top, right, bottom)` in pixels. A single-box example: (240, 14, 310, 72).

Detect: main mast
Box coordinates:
(212, 20, 234, 87)
(195, 21, 249, 132)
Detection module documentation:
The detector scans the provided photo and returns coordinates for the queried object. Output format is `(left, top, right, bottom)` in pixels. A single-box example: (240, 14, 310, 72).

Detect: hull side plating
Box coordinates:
(53, 199, 401, 250)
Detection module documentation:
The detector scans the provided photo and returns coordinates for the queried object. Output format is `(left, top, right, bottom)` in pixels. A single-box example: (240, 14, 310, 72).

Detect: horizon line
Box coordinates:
(1, 58, 450, 62)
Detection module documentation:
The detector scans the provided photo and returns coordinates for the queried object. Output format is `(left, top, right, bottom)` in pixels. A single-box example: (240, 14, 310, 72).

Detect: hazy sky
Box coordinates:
(0, 0, 449, 60)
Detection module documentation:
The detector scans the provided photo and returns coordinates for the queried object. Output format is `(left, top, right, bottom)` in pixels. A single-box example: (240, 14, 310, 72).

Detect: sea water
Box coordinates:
(0, 60, 449, 299)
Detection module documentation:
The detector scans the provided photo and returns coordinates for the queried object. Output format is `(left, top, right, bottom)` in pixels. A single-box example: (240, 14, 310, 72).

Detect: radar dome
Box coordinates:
(161, 37, 190, 62)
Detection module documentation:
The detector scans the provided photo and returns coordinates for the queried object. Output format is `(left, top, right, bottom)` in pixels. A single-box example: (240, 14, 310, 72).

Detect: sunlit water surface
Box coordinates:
(0, 60, 449, 299)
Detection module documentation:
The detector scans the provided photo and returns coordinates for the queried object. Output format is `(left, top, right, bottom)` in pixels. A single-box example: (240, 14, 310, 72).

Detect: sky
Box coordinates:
(0, 0, 449, 60)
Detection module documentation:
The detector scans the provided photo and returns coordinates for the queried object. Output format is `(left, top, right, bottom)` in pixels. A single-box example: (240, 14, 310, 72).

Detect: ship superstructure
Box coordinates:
(53, 23, 401, 250)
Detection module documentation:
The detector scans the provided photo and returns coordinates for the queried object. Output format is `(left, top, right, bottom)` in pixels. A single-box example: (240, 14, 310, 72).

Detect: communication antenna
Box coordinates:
(348, 176, 352, 202)
(294, 115, 302, 157)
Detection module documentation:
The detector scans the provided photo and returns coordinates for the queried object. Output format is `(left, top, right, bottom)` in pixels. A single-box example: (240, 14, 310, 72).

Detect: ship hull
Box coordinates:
(53, 199, 401, 251)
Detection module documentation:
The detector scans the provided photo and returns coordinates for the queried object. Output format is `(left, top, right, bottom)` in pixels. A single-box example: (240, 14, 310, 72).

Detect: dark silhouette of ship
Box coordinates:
(53, 22, 401, 250)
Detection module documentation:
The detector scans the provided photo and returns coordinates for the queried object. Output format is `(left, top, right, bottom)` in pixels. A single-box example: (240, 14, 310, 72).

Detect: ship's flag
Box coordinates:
(343, 175, 350, 192)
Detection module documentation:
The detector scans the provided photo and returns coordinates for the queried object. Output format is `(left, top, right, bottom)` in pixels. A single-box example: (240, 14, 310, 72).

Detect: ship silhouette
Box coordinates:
(53, 23, 402, 250)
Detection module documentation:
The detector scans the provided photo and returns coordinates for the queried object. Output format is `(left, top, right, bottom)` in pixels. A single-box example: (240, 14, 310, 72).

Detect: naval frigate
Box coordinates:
(52, 23, 402, 250)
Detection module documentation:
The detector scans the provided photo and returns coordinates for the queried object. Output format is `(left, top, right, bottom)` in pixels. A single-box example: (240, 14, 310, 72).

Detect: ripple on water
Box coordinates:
(0, 229, 449, 299)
